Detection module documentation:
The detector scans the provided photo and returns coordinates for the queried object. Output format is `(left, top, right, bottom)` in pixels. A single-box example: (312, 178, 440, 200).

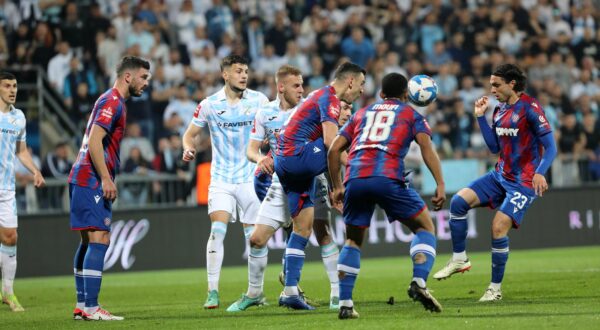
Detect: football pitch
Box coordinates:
(2, 245, 599, 329)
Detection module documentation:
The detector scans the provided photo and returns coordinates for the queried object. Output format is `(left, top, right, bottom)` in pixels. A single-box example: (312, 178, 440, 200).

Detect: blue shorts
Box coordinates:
(69, 184, 112, 231)
(344, 177, 427, 227)
(254, 171, 273, 202)
(468, 171, 536, 228)
(274, 139, 327, 218)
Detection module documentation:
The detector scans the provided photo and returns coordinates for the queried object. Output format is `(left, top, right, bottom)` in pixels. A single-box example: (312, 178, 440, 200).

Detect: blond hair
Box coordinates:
(276, 65, 302, 84)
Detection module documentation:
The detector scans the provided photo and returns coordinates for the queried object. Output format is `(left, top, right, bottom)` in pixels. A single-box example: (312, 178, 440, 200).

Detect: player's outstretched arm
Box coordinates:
(89, 124, 117, 201)
(532, 133, 557, 197)
(327, 135, 349, 212)
(16, 141, 45, 188)
(182, 123, 202, 162)
(416, 133, 446, 210)
(474, 96, 500, 154)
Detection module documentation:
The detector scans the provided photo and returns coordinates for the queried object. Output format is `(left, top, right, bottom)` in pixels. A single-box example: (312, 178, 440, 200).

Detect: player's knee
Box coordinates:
(1, 231, 17, 245)
(412, 252, 426, 264)
(450, 195, 471, 216)
(249, 234, 267, 248)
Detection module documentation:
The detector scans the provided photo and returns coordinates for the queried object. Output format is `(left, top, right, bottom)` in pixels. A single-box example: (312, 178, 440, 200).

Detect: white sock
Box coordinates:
(247, 246, 268, 298)
(412, 277, 426, 288)
(0, 244, 17, 295)
(452, 251, 468, 262)
(489, 282, 502, 291)
(321, 243, 340, 298)
(284, 286, 299, 296)
(340, 299, 353, 308)
(207, 222, 228, 292)
(76, 302, 85, 309)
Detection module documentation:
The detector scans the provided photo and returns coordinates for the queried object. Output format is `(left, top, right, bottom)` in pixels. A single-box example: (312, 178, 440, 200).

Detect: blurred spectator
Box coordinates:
(174, 0, 206, 46)
(121, 146, 150, 207)
(243, 15, 264, 63)
(163, 84, 197, 136)
(154, 134, 189, 204)
(317, 31, 341, 77)
(96, 27, 121, 83)
(126, 82, 155, 143)
(121, 122, 156, 165)
(433, 64, 459, 106)
(0, 0, 21, 32)
(558, 114, 586, 160)
(164, 48, 186, 85)
(205, 0, 234, 48)
(63, 57, 98, 116)
(84, 3, 111, 56)
(60, 2, 84, 53)
(47, 41, 72, 92)
(29, 21, 55, 68)
(126, 18, 155, 57)
(546, 8, 572, 40)
(264, 10, 293, 56)
(41, 141, 72, 179)
(341, 27, 375, 69)
(283, 40, 310, 73)
(457, 76, 484, 112)
(425, 40, 452, 72)
(445, 99, 474, 158)
(254, 44, 285, 76)
(112, 2, 132, 50)
(582, 113, 600, 181)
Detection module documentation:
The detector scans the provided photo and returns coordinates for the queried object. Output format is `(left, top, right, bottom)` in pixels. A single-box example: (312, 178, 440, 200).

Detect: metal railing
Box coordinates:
(16, 173, 197, 215)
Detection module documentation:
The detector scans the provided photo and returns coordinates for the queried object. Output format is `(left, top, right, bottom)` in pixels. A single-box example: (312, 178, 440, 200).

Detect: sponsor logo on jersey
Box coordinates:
(511, 114, 520, 122)
(268, 116, 277, 121)
(496, 127, 519, 137)
(216, 120, 253, 128)
(329, 104, 340, 118)
(217, 110, 226, 115)
(94, 195, 101, 204)
(313, 146, 322, 153)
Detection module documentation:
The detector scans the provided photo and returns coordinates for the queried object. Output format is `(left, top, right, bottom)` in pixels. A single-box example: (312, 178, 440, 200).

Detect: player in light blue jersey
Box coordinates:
(182, 55, 269, 309)
(0, 72, 45, 312)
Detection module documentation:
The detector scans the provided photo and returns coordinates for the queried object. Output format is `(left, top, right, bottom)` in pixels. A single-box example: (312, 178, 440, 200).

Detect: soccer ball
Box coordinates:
(408, 75, 438, 107)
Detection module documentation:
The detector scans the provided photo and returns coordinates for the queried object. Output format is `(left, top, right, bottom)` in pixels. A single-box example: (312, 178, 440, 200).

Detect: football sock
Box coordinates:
(83, 243, 108, 314)
(207, 221, 227, 292)
(321, 242, 340, 298)
(73, 243, 88, 304)
(449, 195, 470, 260)
(491, 236, 509, 284)
(247, 246, 268, 298)
(338, 245, 360, 307)
(410, 231, 437, 284)
(0, 244, 17, 295)
(283, 232, 308, 296)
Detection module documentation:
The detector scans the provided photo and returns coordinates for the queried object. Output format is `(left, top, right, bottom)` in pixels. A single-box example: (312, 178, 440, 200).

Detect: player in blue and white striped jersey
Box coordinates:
(0, 72, 45, 312)
(182, 55, 268, 309)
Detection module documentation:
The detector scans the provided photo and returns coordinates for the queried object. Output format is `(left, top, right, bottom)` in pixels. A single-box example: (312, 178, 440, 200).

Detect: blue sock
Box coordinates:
(491, 237, 509, 284)
(338, 246, 361, 302)
(83, 243, 108, 309)
(73, 243, 88, 304)
(284, 233, 308, 288)
(410, 231, 437, 282)
(449, 195, 470, 253)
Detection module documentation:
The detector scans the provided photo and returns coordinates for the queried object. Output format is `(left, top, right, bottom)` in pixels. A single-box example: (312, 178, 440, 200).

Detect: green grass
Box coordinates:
(2, 246, 599, 329)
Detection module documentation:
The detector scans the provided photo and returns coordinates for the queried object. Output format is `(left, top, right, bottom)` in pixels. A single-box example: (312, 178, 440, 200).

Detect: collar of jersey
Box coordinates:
(216, 87, 249, 101)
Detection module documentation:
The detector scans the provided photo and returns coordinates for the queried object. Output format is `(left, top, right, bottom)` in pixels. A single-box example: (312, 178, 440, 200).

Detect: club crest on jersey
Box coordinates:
(100, 107, 113, 119)
(104, 217, 111, 226)
(496, 127, 519, 137)
(538, 115, 546, 123)
(511, 114, 520, 123)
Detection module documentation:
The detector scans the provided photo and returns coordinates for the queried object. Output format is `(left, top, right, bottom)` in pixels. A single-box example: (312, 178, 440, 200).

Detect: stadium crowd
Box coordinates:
(2, 0, 599, 199)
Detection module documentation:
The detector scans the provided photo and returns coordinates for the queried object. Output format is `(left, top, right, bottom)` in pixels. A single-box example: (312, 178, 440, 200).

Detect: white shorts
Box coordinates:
(256, 181, 290, 230)
(313, 173, 331, 221)
(256, 173, 332, 230)
(0, 190, 18, 228)
(208, 181, 259, 225)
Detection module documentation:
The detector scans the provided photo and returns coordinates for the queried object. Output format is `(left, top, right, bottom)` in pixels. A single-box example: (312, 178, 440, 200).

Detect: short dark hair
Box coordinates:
(0, 71, 16, 81)
(220, 54, 249, 71)
(116, 56, 150, 77)
(381, 73, 407, 99)
(333, 62, 366, 80)
(492, 63, 526, 92)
